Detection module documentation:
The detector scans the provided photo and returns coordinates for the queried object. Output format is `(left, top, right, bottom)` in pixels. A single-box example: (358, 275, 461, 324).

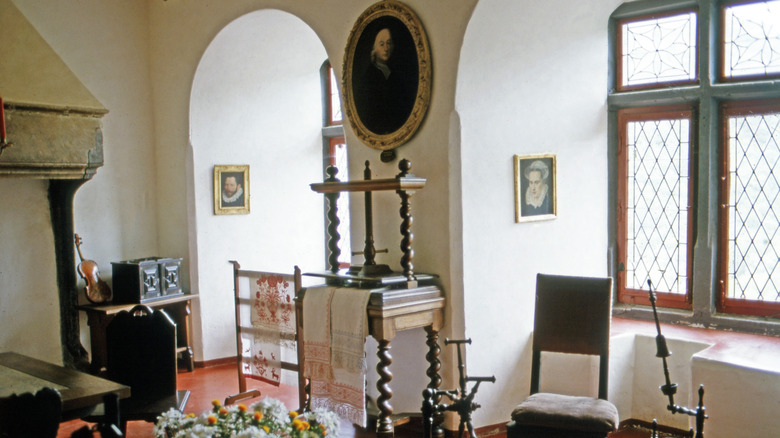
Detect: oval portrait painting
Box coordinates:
(343, 1, 431, 150)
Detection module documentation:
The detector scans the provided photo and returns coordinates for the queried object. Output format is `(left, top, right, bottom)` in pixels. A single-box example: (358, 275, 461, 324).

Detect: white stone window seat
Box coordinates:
(608, 317, 780, 438)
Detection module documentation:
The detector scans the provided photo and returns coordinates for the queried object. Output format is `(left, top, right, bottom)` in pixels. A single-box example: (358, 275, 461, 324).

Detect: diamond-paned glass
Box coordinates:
(329, 67, 342, 124)
(726, 110, 780, 301)
(625, 118, 690, 294)
(621, 12, 697, 87)
(723, 1, 780, 79)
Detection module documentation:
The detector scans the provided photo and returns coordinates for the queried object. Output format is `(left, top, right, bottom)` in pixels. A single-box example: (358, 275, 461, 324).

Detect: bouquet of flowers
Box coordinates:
(154, 397, 340, 438)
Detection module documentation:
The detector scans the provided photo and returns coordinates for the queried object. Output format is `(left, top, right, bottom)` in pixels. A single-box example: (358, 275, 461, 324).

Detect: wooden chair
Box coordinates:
(225, 262, 307, 410)
(84, 305, 189, 433)
(506, 274, 619, 438)
(0, 387, 61, 438)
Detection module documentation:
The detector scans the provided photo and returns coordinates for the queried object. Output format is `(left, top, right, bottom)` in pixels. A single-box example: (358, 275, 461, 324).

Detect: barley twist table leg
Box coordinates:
(425, 326, 444, 438)
(376, 339, 394, 434)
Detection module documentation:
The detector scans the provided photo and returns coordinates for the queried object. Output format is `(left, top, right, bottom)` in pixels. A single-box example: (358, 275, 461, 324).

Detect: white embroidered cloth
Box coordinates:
(303, 285, 370, 427)
(240, 272, 295, 386)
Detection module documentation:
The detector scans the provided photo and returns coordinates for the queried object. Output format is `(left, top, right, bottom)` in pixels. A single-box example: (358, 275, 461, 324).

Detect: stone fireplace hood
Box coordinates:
(0, 0, 107, 179)
(1, 0, 107, 368)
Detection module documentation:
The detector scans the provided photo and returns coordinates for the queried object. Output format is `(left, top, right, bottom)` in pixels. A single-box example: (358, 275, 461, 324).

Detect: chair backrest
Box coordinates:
(106, 305, 177, 401)
(530, 273, 613, 399)
(0, 387, 62, 438)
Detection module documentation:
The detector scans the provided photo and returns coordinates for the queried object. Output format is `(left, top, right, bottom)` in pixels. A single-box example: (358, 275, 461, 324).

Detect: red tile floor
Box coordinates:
(56, 362, 675, 437)
(56, 363, 398, 438)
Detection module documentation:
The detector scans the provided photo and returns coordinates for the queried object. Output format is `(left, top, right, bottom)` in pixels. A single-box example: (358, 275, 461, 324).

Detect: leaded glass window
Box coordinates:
(722, 102, 780, 308)
(723, 0, 780, 79)
(328, 65, 343, 125)
(611, 0, 780, 322)
(619, 12, 697, 89)
(625, 116, 691, 295)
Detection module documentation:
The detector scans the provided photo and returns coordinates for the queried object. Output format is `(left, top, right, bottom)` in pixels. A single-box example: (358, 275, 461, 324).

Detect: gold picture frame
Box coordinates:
(342, 0, 431, 150)
(214, 164, 249, 215)
(514, 154, 557, 223)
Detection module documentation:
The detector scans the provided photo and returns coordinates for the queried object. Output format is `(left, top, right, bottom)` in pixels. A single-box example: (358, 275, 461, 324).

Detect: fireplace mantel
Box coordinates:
(0, 102, 105, 179)
(1, 0, 108, 369)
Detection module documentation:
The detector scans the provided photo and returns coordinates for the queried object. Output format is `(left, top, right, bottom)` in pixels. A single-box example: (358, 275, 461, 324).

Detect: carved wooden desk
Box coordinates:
(297, 281, 444, 435)
(78, 294, 196, 374)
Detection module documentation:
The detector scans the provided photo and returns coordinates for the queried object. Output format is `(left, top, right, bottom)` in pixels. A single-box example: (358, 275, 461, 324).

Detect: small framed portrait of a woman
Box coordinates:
(514, 154, 557, 223)
(342, 0, 431, 151)
(214, 164, 249, 215)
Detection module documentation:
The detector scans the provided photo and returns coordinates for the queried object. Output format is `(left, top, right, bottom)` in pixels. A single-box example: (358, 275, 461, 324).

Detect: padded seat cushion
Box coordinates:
(510, 393, 619, 433)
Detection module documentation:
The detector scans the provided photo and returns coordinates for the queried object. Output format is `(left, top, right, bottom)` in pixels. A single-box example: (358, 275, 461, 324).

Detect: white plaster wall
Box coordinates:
(610, 333, 638, 420)
(1, 0, 158, 364)
(693, 358, 780, 438)
(456, 0, 623, 427)
(188, 9, 327, 363)
(148, 0, 478, 415)
(11, 0, 159, 262)
(632, 336, 711, 429)
(5, 1, 778, 434)
(0, 179, 61, 363)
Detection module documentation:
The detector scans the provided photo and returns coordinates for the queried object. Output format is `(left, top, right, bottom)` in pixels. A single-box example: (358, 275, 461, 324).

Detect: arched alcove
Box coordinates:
(455, 0, 614, 428)
(188, 9, 327, 363)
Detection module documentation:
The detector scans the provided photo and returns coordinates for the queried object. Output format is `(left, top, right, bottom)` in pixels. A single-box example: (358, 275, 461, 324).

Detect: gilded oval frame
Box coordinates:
(342, 1, 431, 150)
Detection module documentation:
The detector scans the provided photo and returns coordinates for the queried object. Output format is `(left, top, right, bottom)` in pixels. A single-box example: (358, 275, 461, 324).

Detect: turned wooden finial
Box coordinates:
(398, 159, 411, 177)
(325, 165, 339, 182)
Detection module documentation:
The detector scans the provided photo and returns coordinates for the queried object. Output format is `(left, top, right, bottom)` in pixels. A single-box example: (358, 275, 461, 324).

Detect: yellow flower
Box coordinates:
(292, 419, 310, 431)
(262, 425, 270, 433)
(238, 404, 248, 412)
(211, 399, 221, 407)
(186, 413, 196, 418)
(219, 407, 228, 415)
(289, 410, 299, 419)
(253, 412, 263, 421)
(207, 415, 218, 425)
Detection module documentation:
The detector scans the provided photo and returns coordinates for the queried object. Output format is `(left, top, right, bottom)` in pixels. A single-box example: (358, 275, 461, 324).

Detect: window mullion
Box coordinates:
(691, 95, 719, 314)
(699, 0, 715, 88)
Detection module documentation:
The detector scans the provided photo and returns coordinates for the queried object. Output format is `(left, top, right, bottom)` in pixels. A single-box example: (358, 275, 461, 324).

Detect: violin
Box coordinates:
(74, 233, 112, 303)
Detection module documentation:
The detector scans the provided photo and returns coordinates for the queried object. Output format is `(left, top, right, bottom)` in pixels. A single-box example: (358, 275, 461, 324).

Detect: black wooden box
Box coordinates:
(111, 257, 183, 304)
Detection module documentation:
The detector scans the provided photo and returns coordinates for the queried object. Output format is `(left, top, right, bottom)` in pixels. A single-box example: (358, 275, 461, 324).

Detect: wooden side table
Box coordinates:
(296, 284, 444, 435)
(78, 294, 196, 374)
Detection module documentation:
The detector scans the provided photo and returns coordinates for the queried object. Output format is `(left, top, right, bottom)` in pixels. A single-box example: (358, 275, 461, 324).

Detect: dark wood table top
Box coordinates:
(0, 351, 130, 414)
(77, 293, 195, 315)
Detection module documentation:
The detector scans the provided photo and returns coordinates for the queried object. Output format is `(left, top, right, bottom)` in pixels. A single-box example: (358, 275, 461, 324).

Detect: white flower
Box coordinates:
(155, 397, 334, 438)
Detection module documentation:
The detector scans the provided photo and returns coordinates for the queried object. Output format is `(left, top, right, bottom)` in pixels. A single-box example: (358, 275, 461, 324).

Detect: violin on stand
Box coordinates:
(74, 234, 112, 303)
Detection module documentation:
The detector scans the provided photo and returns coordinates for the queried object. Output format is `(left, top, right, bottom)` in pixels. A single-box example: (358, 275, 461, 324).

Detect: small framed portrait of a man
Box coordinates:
(214, 165, 249, 215)
(342, 0, 431, 151)
(514, 154, 556, 223)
